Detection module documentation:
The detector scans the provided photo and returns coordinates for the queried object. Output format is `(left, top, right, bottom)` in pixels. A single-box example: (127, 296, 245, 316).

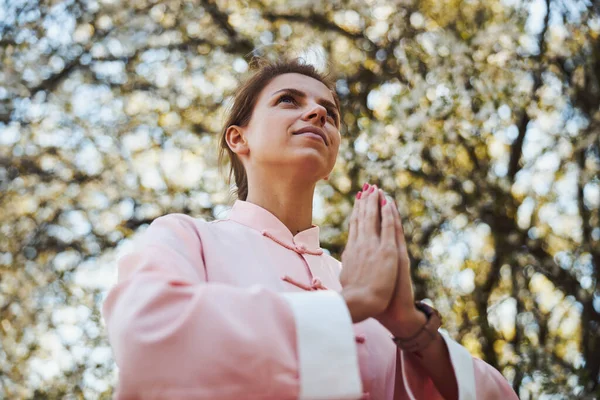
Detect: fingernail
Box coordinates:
(356, 191, 362, 199)
(381, 198, 386, 206)
(368, 185, 375, 194)
(362, 183, 369, 191)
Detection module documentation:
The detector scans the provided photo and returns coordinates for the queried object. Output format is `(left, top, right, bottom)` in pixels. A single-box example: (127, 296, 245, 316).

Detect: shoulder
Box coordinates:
(138, 213, 213, 245)
(148, 213, 205, 232)
(144, 213, 235, 241)
(117, 214, 213, 281)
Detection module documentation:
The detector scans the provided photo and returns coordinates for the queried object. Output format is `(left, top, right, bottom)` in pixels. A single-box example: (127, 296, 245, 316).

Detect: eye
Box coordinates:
(325, 108, 339, 124)
(276, 94, 297, 105)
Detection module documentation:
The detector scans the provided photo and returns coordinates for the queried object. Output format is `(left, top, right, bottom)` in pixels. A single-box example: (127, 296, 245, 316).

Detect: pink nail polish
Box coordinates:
(368, 186, 375, 194)
(356, 191, 362, 199)
(381, 198, 386, 206)
(363, 183, 369, 191)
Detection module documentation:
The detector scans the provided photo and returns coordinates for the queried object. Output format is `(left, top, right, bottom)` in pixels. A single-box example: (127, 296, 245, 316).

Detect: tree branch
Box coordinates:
(200, 0, 254, 54)
(507, 0, 551, 182)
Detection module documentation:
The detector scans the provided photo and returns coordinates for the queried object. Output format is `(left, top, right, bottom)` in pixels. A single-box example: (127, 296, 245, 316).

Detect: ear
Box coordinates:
(225, 125, 249, 156)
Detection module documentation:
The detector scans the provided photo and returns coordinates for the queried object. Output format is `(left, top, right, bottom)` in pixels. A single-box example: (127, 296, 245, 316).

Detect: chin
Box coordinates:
(292, 158, 334, 182)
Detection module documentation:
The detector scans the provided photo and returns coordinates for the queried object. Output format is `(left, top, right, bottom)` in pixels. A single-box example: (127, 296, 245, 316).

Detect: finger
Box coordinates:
(390, 199, 401, 248)
(391, 202, 404, 232)
(355, 183, 370, 238)
(348, 191, 362, 243)
(375, 189, 385, 234)
(391, 202, 408, 255)
(391, 202, 405, 237)
(363, 184, 380, 237)
(379, 199, 396, 245)
(392, 202, 414, 298)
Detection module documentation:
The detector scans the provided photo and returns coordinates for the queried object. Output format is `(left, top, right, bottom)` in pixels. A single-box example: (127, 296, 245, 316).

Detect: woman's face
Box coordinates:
(233, 73, 341, 181)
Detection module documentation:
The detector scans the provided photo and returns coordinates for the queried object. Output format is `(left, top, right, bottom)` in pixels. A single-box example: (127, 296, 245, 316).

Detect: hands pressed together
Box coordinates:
(340, 183, 426, 337)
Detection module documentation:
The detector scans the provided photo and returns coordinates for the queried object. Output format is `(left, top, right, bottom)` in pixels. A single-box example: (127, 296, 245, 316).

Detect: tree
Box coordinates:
(0, 0, 598, 398)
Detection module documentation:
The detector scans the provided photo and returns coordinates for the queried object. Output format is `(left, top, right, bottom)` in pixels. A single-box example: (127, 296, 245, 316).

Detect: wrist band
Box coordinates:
(392, 301, 442, 352)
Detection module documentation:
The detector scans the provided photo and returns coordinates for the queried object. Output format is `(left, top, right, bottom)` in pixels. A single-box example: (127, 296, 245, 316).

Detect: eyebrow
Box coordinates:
(272, 88, 340, 125)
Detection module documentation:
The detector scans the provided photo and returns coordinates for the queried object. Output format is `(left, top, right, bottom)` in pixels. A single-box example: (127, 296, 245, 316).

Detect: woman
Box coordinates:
(102, 58, 518, 399)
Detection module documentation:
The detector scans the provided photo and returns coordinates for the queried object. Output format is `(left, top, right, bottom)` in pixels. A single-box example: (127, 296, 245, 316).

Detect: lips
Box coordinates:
(293, 126, 328, 145)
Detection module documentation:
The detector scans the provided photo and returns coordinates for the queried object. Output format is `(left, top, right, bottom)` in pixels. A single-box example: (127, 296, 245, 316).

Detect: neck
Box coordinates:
(245, 172, 316, 236)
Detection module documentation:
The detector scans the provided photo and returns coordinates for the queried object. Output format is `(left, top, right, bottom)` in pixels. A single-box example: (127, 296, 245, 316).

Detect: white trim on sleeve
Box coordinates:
(439, 330, 476, 400)
(281, 290, 362, 400)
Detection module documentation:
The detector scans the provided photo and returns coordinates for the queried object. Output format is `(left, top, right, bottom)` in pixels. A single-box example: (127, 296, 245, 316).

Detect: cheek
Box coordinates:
(331, 132, 342, 148)
(262, 113, 294, 133)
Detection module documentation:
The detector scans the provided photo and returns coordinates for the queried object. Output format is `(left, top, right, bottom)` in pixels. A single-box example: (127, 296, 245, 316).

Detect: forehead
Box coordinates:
(259, 73, 336, 103)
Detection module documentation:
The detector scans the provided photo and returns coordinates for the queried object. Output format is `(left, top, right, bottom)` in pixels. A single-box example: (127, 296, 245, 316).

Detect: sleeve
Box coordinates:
(395, 331, 519, 400)
(101, 214, 362, 400)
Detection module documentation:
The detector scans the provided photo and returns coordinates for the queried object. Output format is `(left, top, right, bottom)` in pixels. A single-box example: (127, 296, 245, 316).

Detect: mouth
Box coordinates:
(293, 126, 328, 145)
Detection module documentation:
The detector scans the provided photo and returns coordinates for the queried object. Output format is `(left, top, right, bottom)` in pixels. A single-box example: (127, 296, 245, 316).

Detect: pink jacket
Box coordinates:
(102, 200, 519, 399)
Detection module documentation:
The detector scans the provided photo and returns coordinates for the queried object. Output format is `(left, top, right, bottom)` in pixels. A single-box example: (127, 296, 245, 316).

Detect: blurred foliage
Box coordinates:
(1, 0, 599, 398)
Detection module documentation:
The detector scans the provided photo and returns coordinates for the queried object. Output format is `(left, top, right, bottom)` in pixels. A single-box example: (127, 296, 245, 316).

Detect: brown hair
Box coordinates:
(218, 58, 341, 201)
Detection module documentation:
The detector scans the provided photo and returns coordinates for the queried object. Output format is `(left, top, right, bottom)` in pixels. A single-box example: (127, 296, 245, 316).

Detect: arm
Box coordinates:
(102, 214, 362, 400)
(392, 325, 519, 400)
(387, 311, 460, 399)
(377, 196, 518, 399)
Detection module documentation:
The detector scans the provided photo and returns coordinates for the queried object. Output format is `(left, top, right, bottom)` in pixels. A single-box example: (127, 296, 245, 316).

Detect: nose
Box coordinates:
(303, 103, 327, 127)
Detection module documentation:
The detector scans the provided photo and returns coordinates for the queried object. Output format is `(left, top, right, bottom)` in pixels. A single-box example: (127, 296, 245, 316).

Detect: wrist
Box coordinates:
(341, 289, 369, 324)
(391, 302, 443, 353)
(385, 308, 428, 338)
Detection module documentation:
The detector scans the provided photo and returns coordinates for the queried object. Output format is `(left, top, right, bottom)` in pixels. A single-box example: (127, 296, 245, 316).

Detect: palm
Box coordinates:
(377, 203, 416, 324)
